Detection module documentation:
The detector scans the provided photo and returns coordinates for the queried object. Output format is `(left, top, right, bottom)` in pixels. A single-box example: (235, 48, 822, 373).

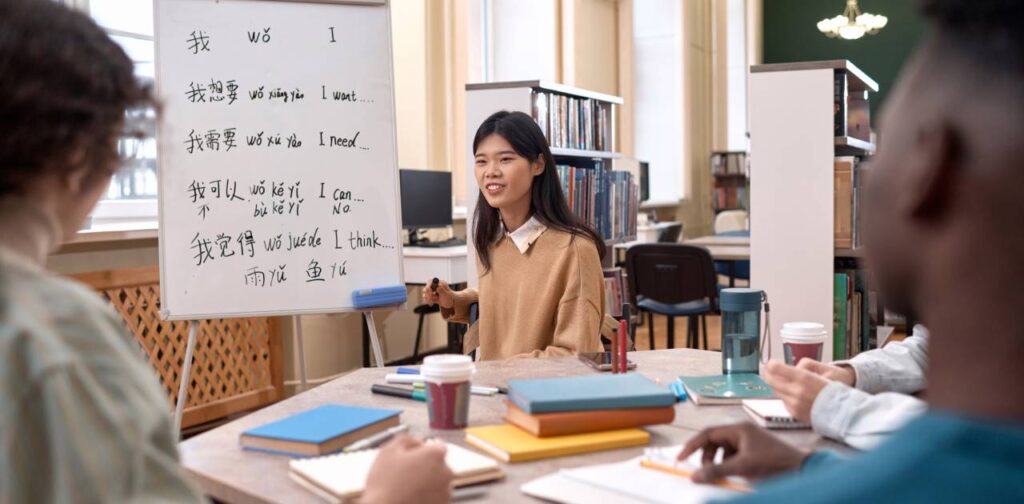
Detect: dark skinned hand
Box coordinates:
(677, 422, 811, 484)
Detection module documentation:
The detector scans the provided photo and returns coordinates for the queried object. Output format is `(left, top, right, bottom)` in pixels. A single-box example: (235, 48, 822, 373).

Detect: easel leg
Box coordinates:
(364, 312, 385, 368)
(293, 316, 308, 393)
(174, 322, 198, 436)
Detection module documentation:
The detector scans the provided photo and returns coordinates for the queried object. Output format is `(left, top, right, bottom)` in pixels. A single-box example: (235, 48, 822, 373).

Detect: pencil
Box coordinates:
(638, 458, 752, 493)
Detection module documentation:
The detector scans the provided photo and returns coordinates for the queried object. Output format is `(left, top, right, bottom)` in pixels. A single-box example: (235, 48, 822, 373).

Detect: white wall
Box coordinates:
(633, 0, 684, 203)
(392, 0, 429, 168)
(487, 0, 559, 82)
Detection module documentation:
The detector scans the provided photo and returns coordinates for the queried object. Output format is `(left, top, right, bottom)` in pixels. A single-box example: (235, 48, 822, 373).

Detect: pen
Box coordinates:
(371, 384, 425, 401)
(638, 458, 752, 493)
(430, 277, 440, 292)
(406, 381, 499, 397)
(396, 367, 420, 375)
(342, 424, 411, 452)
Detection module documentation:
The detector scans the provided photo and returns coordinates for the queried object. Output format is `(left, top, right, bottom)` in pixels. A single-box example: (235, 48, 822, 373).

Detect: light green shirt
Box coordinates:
(0, 248, 204, 503)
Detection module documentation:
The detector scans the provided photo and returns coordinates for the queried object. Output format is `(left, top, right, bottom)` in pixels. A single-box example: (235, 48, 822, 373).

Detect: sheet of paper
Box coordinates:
(521, 447, 742, 504)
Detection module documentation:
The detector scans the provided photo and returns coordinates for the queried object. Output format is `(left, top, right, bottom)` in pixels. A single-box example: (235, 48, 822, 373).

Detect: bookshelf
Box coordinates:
(750, 60, 879, 362)
(710, 151, 748, 214)
(465, 81, 638, 315)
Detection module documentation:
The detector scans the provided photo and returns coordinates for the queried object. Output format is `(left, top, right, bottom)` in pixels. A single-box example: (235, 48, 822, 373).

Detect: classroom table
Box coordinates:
(179, 349, 839, 503)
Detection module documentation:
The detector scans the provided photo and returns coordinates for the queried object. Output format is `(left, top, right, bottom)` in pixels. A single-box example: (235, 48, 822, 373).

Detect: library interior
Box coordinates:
(3, 0, 1023, 503)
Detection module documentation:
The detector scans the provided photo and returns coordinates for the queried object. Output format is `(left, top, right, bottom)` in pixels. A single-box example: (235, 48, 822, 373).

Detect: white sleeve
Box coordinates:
(840, 324, 929, 394)
(810, 381, 927, 450)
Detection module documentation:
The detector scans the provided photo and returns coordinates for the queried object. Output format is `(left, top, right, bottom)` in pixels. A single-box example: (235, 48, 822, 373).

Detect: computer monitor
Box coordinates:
(399, 169, 452, 242)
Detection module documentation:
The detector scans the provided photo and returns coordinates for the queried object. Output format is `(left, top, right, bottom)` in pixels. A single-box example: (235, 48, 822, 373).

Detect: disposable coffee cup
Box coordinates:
(421, 354, 475, 429)
(780, 322, 827, 366)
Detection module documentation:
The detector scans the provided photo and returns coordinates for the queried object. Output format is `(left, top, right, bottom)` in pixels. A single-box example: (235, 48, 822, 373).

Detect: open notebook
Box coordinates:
(742, 399, 810, 429)
(289, 442, 504, 502)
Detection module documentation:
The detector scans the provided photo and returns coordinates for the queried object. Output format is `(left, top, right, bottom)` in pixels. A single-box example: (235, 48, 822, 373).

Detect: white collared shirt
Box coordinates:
(502, 216, 547, 254)
(810, 325, 930, 450)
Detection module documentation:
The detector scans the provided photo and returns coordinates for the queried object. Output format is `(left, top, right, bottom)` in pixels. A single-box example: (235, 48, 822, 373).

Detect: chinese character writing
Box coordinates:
(187, 30, 211, 54)
(184, 129, 204, 154)
(190, 233, 214, 266)
(305, 259, 325, 282)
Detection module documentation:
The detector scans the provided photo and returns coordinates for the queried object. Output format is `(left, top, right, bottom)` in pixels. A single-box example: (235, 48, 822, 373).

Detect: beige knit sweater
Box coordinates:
(442, 228, 606, 360)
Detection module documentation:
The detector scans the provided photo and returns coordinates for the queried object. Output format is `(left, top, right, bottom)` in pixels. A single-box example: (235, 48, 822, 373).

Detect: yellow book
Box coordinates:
(464, 424, 650, 463)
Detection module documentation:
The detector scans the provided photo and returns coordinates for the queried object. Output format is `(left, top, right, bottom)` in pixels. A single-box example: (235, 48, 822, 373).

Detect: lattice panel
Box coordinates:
(93, 280, 274, 409)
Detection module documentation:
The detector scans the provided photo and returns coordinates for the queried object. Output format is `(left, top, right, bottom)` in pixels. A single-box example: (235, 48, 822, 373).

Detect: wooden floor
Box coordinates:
(632, 312, 723, 352)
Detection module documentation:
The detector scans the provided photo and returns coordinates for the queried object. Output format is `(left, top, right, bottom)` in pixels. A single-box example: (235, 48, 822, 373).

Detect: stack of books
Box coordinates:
(464, 374, 676, 463)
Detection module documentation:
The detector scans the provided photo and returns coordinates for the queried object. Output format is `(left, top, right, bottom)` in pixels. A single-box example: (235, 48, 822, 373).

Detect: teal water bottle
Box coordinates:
(720, 288, 764, 374)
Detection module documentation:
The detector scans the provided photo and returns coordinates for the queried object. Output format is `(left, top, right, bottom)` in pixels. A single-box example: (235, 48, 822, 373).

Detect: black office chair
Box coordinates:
(411, 303, 441, 359)
(625, 244, 718, 350)
(657, 223, 683, 243)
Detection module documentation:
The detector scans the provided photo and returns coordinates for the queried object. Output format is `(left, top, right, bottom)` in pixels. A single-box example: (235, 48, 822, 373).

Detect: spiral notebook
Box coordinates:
(289, 442, 504, 502)
(741, 399, 810, 429)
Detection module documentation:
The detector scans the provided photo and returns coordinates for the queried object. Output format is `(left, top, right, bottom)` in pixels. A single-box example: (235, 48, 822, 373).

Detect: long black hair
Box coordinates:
(472, 110, 606, 272)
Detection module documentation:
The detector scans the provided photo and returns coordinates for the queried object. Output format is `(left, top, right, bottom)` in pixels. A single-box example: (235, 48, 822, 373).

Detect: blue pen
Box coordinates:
(670, 380, 688, 402)
(396, 367, 420, 375)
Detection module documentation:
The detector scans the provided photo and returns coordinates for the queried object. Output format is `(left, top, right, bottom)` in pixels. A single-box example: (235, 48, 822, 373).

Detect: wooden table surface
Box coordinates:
(179, 349, 835, 503)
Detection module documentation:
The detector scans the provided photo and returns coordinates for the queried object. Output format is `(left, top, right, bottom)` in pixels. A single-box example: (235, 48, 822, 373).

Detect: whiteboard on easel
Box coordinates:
(155, 0, 404, 320)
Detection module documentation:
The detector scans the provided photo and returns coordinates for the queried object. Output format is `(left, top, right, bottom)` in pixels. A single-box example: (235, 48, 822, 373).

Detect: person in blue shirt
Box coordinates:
(679, 0, 1024, 501)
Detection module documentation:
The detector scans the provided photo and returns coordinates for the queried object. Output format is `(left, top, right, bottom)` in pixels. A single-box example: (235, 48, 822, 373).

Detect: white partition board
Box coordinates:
(750, 69, 836, 361)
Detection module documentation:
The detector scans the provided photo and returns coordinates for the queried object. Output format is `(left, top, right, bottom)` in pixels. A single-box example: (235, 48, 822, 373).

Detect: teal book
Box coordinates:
(240, 404, 401, 457)
(507, 374, 676, 414)
(678, 374, 774, 405)
(834, 273, 849, 360)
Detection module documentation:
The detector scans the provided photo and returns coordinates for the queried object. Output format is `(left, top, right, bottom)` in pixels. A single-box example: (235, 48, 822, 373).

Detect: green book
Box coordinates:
(677, 374, 774, 405)
(834, 273, 849, 361)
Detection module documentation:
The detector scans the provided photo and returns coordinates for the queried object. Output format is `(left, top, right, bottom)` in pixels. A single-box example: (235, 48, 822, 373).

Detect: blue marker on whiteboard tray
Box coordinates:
(352, 285, 407, 309)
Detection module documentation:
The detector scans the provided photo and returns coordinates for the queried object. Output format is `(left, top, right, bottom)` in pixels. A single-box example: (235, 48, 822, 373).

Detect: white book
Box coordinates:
(289, 442, 503, 502)
(742, 399, 810, 430)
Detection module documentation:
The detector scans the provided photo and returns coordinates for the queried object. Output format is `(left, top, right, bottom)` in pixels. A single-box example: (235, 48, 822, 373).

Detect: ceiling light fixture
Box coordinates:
(817, 0, 887, 40)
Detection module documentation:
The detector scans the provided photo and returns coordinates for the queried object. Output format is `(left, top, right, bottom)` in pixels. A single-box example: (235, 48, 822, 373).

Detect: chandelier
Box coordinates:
(817, 0, 887, 40)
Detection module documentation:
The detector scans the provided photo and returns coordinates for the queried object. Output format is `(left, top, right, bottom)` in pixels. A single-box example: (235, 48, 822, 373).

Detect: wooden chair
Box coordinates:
(69, 266, 284, 430)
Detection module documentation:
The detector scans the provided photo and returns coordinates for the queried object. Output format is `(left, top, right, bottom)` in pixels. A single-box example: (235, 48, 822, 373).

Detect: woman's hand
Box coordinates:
(421, 279, 455, 310)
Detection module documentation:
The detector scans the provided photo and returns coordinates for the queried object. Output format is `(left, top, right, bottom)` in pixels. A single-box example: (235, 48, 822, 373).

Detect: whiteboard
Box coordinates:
(155, 0, 404, 320)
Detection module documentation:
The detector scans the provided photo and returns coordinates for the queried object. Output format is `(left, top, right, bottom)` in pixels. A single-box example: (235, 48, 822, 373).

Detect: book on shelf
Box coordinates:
(556, 162, 638, 242)
(711, 152, 747, 177)
(834, 71, 872, 142)
(531, 89, 613, 152)
(834, 156, 866, 249)
(834, 258, 876, 360)
(603, 268, 626, 318)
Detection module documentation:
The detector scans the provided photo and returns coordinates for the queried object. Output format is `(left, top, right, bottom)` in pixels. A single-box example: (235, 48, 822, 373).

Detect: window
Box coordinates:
(632, 0, 684, 203)
(85, 0, 159, 227)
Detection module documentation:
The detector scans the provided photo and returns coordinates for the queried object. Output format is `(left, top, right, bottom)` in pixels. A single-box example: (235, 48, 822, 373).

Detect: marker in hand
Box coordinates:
(431, 277, 440, 293)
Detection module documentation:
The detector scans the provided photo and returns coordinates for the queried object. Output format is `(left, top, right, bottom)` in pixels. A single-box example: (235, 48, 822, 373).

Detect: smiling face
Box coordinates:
(473, 133, 544, 215)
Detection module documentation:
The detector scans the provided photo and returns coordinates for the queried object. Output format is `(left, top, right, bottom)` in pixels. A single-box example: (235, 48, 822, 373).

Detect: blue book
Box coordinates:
(507, 374, 676, 414)
(240, 404, 401, 456)
(677, 374, 774, 405)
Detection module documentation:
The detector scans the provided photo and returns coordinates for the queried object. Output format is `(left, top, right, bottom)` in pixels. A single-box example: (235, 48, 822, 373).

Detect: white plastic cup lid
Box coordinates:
(421, 354, 475, 383)
(780, 322, 828, 343)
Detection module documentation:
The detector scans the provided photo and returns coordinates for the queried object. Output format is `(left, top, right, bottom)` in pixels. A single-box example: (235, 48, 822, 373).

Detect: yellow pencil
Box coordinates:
(639, 458, 752, 493)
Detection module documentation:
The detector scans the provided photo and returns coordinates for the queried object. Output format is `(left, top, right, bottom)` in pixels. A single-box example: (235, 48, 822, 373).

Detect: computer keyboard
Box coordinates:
(413, 238, 467, 248)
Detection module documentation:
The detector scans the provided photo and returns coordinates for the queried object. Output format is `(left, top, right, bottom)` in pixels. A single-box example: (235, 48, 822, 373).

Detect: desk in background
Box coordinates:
(179, 349, 838, 503)
(364, 245, 470, 367)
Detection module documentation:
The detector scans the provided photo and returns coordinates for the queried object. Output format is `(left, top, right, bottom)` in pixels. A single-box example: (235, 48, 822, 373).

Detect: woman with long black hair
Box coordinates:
(424, 110, 607, 359)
